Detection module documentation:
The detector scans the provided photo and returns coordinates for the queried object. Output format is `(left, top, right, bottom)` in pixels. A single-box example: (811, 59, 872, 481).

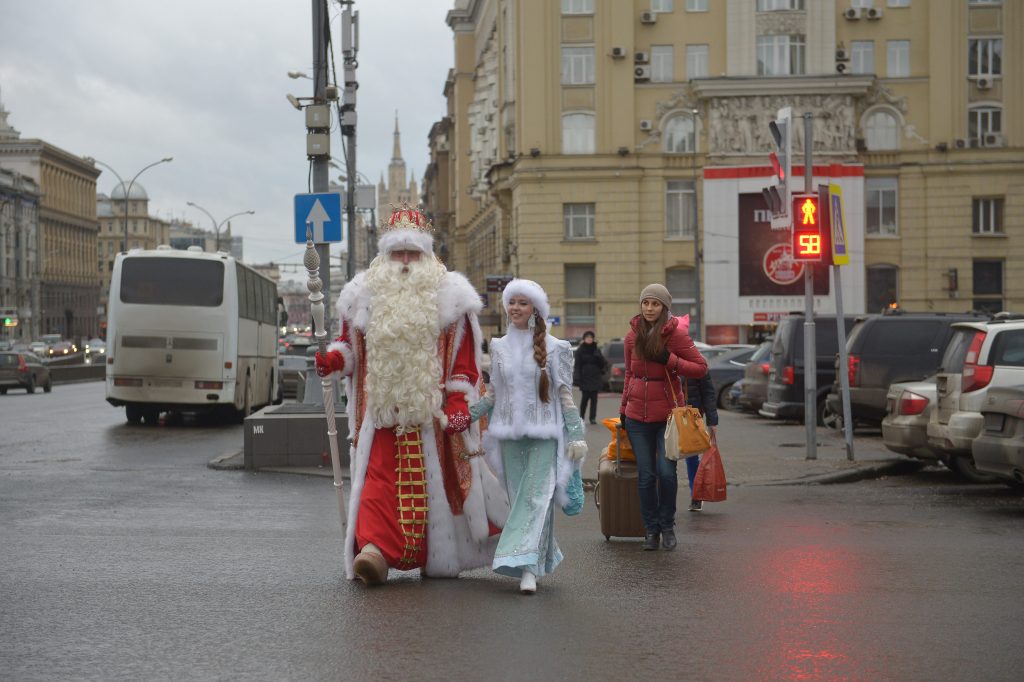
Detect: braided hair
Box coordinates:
(533, 313, 551, 403)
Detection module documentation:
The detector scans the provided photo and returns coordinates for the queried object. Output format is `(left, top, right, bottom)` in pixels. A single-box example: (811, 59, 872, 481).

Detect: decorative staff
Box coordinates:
(304, 223, 347, 528)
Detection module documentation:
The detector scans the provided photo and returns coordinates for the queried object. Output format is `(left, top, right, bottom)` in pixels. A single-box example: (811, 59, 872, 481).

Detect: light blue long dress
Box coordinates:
(471, 326, 585, 578)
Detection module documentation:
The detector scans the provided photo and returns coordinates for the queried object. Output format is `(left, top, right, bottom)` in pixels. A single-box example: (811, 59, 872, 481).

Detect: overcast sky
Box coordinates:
(0, 0, 454, 278)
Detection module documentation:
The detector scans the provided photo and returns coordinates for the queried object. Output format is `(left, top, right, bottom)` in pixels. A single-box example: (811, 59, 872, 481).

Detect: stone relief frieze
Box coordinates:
(756, 12, 806, 36)
(707, 94, 858, 155)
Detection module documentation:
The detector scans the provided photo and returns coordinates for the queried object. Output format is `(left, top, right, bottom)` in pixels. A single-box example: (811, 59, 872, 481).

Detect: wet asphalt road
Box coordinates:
(2, 383, 1024, 681)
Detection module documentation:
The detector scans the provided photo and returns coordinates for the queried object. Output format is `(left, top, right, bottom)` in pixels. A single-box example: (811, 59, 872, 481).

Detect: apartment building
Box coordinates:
(437, 0, 1022, 343)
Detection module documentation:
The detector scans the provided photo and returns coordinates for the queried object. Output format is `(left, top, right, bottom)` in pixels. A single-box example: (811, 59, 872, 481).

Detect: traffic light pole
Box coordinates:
(802, 112, 817, 461)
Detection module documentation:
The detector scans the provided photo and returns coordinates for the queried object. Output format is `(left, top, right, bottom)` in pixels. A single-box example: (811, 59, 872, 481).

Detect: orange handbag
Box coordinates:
(664, 371, 712, 460)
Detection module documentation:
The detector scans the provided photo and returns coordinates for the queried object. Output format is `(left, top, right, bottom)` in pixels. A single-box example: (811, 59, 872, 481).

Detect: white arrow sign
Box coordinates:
(305, 199, 331, 243)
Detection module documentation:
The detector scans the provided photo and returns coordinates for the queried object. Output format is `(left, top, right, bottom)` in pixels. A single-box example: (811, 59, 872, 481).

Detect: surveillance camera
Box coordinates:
(325, 85, 339, 101)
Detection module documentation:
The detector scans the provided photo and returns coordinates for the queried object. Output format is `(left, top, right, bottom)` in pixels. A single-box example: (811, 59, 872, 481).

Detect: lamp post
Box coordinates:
(185, 202, 255, 253)
(689, 108, 703, 342)
(91, 157, 173, 252)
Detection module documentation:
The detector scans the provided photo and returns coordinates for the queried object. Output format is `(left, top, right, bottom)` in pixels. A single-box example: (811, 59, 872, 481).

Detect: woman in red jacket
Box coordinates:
(619, 284, 708, 551)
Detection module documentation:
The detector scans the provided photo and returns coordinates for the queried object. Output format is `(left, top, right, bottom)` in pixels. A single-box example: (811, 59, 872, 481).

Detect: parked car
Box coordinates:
(600, 338, 624, 392)
(826, 311, 987, 428)
(737, 341, 774, 413)
(0, 351, 53, 394)
(928, 316, 1024, 481)
(281, 333, 314, 356)
(707, 345, 759, 409)
(48, 340, 77, 357)
(881, 376, 939, 461)
(971, 384, 1024, 486)
(29, 341, 47, 356)
(760, 314, 858, 424)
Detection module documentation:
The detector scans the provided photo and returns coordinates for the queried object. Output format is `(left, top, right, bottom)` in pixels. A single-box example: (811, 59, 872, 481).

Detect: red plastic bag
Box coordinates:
(692, 444, 727, 502)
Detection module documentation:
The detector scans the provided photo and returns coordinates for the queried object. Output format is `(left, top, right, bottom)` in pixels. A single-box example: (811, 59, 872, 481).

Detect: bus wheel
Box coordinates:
(236, 375, 252, 423)
(126, 404, 143, 424)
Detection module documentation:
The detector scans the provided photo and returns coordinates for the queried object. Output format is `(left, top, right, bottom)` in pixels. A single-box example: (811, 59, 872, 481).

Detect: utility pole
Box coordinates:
(802, 112, 817, 461)
(311, 0, 331, 303)
(339, 1, 359, 282)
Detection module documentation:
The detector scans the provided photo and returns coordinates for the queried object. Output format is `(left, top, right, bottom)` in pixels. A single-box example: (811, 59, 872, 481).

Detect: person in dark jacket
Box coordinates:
(573, 331, 606, 424)
(618, 283, 708, 551)
(684, 373, 718, 512)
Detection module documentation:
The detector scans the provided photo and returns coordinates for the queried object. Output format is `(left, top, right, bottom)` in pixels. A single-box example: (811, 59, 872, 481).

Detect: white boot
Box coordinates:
(519, 570, 537, 594)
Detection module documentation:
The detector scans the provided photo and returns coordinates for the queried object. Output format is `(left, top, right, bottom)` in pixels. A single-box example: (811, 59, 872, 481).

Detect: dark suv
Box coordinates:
(760, 314, 858, 424)
(826, 311, 988, 427)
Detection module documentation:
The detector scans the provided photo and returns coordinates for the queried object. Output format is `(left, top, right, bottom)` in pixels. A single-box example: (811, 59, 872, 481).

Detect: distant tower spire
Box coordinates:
(392, 111, 402, 161)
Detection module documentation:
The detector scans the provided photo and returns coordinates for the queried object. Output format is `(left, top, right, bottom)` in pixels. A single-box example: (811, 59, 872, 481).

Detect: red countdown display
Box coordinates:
(791, 194, 825, 262)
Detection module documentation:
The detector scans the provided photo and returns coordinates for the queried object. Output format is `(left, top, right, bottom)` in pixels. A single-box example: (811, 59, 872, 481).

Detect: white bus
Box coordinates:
(106, 246, 281, 424)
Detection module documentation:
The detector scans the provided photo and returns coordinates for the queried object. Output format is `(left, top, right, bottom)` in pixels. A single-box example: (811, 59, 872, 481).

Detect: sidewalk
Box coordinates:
(212, 391, 913, 486)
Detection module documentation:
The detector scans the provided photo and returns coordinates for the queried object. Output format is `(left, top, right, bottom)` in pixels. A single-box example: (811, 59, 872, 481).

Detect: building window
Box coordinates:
(887, 0, 910, 6)
(663, 114, 696, 153)
(887, 40, 910, 77)
(665, 180, 696, 238)
(973, 260, 1003, 312)
(686, 0, 708, 10)
(757, 0, 805, 9)
(564, 203, 595, 240)
(651, 0, 673, 11)
(561, 46, 595, 85)
(564, 264, 596, 337)
(864, 109, 900, 150)
(968, 106, 1002, 146)
(757, 35, 805, 76)
(562, 112, 595, 154)
(866, 178, 898, 236)
(866, 264, 899, 313)
(686, 44, 709, 79)
(651, 45, 674, 82)
(851, 41, 874, 74)
(851, 0, 873, 7)
(968, 38, 1002, 77)
(666, 267, 699, 337)
(972, 198, 1004, 235)
(561, 0, 593, 14)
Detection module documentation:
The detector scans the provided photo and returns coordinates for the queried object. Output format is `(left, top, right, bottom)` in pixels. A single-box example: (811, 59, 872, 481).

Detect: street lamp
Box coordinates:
(90, 157, 173, 252)
(185, 202, 255, 253)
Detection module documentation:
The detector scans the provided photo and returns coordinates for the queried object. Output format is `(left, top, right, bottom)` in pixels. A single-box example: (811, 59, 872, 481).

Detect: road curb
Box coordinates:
(741, 458, 921, 487)
(207, 451, 245, 471)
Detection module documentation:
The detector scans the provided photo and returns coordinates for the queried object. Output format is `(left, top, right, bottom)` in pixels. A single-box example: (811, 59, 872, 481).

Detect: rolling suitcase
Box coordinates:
(594, 426, 646, 540)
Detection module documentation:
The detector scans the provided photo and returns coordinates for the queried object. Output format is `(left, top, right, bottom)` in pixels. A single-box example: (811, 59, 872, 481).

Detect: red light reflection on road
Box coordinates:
(748, 533, 867, 681)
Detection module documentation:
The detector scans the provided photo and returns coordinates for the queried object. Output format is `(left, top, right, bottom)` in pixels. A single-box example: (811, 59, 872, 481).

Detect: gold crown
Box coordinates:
(380, 202, 433, 233)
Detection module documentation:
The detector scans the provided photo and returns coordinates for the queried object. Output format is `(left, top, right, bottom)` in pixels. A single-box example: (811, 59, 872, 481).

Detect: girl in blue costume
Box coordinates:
(470, 279, 587, 594)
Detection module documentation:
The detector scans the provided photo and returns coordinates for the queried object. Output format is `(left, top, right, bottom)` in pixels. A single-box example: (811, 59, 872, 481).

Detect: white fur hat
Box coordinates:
(501, 278, 550, 321)
(377, 205, 434, 254)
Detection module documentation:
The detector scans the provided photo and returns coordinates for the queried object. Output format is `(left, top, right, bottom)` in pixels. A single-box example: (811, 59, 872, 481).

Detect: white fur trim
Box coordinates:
(335, 270, 481, 333)
(377, 227, 433, 255)
(326, 341, 354, 377)
(445, 378, 476, 397)
(501, 278, 550, 321)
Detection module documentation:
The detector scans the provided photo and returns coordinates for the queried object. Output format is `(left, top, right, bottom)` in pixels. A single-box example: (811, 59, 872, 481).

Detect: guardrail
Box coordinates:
(49, 364, 105, 384)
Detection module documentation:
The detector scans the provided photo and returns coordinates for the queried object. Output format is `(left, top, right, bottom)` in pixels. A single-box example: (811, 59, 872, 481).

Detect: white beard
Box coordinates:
(364, 255, 447, 433)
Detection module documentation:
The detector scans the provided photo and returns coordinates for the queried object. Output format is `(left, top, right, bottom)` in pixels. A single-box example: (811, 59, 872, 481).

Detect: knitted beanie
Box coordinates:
(639, 283, 672, 309)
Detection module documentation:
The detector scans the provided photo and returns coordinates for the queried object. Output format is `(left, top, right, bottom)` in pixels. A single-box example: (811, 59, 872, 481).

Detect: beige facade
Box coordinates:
(0, 133, 101, 341)
(443, 0, 1023, 343)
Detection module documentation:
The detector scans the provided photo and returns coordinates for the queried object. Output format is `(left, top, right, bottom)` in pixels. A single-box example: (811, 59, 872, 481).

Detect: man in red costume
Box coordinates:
(315, 204, 507, 586)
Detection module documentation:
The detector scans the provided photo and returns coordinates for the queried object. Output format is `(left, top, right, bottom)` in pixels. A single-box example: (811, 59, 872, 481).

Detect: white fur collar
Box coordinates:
(335, 269, 482, 331)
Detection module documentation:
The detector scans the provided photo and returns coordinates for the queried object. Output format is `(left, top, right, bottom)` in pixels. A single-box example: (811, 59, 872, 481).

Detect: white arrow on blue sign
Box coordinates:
(294, 192, 343, 244)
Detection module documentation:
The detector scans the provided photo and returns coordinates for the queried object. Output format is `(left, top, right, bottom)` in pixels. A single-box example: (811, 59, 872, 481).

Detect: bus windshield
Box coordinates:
(120, 258, 225, 307)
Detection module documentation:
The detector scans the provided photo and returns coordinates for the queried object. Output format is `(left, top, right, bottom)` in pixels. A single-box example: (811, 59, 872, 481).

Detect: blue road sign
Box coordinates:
(294, 192, 343, 244)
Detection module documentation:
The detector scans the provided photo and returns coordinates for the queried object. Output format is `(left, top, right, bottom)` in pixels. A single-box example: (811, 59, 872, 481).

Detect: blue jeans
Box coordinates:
(623, 417, 677, 532)
(685, 454, 700, 494)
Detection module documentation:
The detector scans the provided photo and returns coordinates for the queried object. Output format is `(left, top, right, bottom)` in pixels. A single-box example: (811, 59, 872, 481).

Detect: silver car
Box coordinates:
(971, 385, 1024, 486)
(928, 317, 1024, 482)
(881, 377, 938, 460)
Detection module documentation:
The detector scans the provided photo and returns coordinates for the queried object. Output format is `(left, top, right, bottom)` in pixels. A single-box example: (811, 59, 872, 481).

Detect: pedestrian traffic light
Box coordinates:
(791, 193, 825, 262)
(764, 107, 792, 230)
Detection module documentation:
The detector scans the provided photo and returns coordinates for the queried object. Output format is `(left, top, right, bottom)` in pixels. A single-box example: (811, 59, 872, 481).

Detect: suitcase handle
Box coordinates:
(593, 481, 601, 509)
